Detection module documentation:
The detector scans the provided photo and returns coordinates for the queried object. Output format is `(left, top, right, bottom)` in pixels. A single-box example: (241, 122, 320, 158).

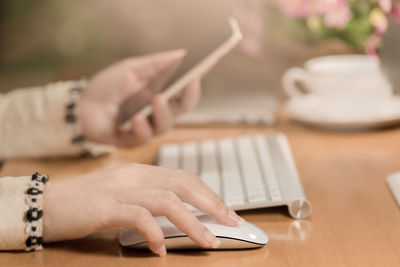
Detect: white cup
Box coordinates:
(283, 55, 393, 99)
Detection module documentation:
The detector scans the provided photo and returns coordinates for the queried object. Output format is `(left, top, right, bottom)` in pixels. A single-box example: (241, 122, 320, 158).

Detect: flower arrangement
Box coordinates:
(276, 0, 400, 54)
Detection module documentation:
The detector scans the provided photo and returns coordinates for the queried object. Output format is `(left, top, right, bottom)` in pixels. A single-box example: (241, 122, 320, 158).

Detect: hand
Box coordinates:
(79, 50, 201, 147)
(42, 164, 243, 256)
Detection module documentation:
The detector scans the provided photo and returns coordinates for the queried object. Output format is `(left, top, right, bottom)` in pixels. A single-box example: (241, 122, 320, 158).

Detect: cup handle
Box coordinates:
(282, 67, 309, 98)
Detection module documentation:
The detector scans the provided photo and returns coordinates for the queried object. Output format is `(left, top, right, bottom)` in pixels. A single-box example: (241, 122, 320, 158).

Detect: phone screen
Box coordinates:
(117, 17, 238, 129)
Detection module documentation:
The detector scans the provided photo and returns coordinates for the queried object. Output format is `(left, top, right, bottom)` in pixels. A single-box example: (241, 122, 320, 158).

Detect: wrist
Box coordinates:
(66, 79, 114, 156)
(25, 173, 49, 251)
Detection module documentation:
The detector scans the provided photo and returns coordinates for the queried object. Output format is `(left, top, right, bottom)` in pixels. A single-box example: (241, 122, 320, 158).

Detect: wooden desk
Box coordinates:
(2, 120, 400, 267)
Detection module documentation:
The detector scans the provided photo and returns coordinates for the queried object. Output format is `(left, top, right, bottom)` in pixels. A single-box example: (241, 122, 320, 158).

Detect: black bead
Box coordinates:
(65, 113, 76, 123)
(80, 149, 91, 158)
(70, 86, 82, 93)
(26, 208, 43, 222)
(41, 175, 49, 184)
(66, 102, 76, 110)
(27, 188, 42, 195)
(26, 236, 43, 247)
(32, 226, 37, 232)
(72, 135, 85, 144)
(31, 172, 49, 184)
(31, 172, 39, 181)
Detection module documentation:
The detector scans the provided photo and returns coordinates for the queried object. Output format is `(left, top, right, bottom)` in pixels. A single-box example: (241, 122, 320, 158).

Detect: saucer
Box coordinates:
(285, 94, 400, 130)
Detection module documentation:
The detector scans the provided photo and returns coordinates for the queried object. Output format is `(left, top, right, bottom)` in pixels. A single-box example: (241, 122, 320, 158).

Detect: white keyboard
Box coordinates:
(157, 133, 311, 219)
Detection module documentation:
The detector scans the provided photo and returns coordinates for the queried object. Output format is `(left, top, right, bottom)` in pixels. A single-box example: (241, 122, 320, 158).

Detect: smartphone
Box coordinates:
(118, 17, 242, 132)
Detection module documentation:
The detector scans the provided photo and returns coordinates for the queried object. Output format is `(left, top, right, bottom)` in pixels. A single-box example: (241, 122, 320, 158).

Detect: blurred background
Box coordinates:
(0, 0, 396, 96)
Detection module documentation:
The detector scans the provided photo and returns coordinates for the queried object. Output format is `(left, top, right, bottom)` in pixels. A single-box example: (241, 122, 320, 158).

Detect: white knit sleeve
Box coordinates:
(0, 173, 49, 251)
(0, 80, 114, 159)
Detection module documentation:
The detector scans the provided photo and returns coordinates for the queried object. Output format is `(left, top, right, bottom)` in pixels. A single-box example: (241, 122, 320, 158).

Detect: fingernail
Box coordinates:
(156, 244, 167, 257)
(212, 239, 222, 249)
(204, 229, 220, 248)
(229, 210, 245, 226)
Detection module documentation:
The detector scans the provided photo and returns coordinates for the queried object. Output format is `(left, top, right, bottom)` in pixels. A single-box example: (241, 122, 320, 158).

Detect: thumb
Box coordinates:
(135, 49, 186, 92)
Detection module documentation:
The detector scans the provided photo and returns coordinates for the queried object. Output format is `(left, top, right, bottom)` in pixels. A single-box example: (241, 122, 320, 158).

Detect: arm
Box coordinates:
(0, 50, 201, 159)
(0, 165, 243, 255)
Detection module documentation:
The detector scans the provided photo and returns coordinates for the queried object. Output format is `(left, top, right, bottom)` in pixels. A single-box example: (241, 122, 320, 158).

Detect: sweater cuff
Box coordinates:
(64, 80, 115, 157)
(0, 80, 114, 159)
(0, 173, 48, 251)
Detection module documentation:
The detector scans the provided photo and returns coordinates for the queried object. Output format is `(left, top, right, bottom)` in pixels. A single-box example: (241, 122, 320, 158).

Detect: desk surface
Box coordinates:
(2, 120, 400, 267)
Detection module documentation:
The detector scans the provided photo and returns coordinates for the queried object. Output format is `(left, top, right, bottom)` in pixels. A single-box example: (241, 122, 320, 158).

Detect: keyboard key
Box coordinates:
(248, 190, 268, 203)
(181, 142, 198, 174)
(254, 135, 282, 201)
(268, 135, 306, 201)
(236, 137, 267, 203)
(199, 141, 221, 195)
(225, 197, 245, 207)
(158, 144, 180, 169)
(218, 138, 245, 205)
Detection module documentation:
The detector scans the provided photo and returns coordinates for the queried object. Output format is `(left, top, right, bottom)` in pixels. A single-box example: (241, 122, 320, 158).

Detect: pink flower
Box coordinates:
(279, 0, 346, 18)
(379, 0, 392, 13)
(365, 31, 382, 55)
(276, 0, 400, 54)
(323, 2, 353, 29)
(370, 8, 388, 34)
(233, 0, 265, 58)
(393, 1, 400, 21)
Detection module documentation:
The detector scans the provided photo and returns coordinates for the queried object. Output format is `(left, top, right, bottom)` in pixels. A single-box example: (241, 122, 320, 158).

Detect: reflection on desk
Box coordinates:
(267, 220, 312, 242)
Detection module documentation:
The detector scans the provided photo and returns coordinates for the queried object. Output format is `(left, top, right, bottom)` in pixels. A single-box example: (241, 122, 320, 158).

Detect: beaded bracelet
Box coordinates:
(64, 79, 91, 157)
(25, 172, 49, 251)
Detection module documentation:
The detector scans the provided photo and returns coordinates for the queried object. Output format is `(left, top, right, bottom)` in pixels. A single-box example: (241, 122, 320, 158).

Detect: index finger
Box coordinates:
(168, 170, 244, 227)
(130, 50, 186, 92)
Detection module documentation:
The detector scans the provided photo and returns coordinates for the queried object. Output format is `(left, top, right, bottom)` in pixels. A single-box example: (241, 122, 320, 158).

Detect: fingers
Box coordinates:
(116, 164, 243, 227)
(100, 164, 244, 254)
(117, 94, 173, 145)
(151, 94, 173, 135)
(170, 78, 202, 116)
(116, 115, 153, 147)
(116, 75, 202, 147)
(130, 50, 186, 84)
(116, 94, 173, 146)
(154, 192, 220, 248)
(119, 190, 221, 249)
(107, 204, 166, 256)
(168, 171, 243, 227)
(151, 78, 201, 133)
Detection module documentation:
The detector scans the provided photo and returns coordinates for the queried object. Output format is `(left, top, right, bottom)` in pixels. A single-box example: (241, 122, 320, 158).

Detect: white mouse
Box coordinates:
(119, 215, 268, 250)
